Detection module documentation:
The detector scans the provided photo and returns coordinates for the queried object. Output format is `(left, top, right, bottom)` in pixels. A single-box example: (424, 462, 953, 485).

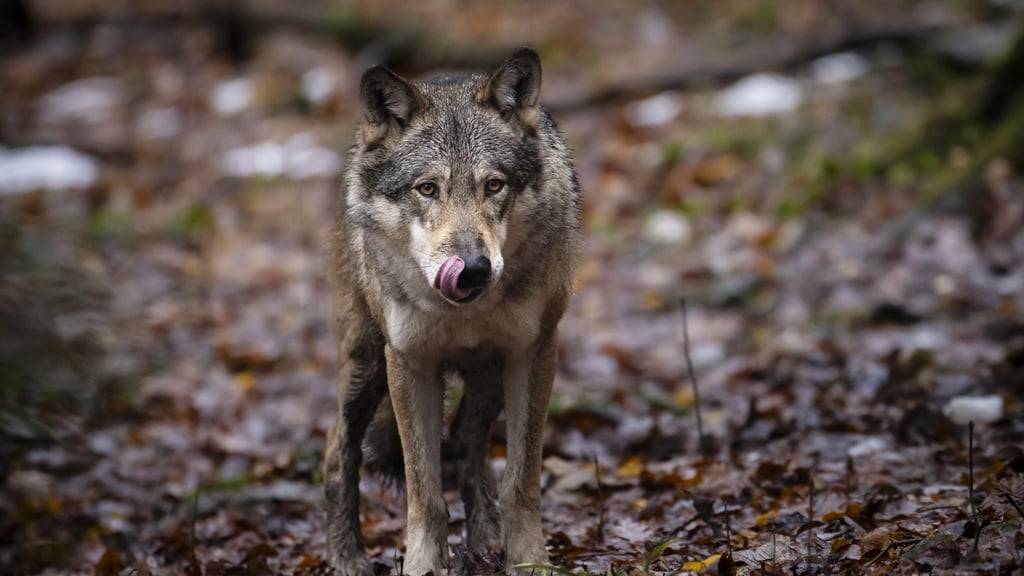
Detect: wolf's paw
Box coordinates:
(402, 561, 449, 576)
(505, 545, 550, 575)
(330, 553, 375, 576)
(465, 518, 502, 557)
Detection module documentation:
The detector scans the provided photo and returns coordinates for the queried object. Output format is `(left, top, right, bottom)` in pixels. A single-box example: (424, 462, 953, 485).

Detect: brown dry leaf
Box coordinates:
(860, 528, 892, 554)
(679, 552, 721, 573)
(642, 467, 702, 490)
(733, 535, 800, 567)
(831, 536, 852, 553)
(235, 371, 256, 393)
(754, 509, 779, 527)
(94, 548, 125, 576)
(673, 388, 695, 410)
(616, 457, 645, 479)
(692, 154, 742, 186)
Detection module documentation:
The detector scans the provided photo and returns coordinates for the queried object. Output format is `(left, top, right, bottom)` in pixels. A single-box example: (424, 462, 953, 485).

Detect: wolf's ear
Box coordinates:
(360, 66, 422, 146)
(480, 47, 542, 130)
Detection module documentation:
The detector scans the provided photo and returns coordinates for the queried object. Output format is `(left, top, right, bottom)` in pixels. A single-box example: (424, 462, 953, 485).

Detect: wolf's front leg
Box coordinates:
(501, 333, 557, 574)
(452, 361, 505, 555)
(385, 346, 450, 575)
(325, 343, 387, 576)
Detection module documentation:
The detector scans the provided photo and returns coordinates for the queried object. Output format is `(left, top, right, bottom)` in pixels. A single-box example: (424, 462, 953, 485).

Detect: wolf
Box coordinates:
(323, 47, 583, 575)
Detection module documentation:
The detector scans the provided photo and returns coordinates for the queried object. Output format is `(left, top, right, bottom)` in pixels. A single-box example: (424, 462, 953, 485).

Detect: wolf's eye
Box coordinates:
(416, 182, 437, 197)
(485, 178, 505, 195)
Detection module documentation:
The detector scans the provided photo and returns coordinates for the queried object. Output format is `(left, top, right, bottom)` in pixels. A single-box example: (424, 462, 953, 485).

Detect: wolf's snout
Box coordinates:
(433, 255, 491, 303)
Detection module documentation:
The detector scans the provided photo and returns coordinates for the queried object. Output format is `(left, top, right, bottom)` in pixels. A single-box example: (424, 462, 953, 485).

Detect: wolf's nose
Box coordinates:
(456, 255, 491, 290)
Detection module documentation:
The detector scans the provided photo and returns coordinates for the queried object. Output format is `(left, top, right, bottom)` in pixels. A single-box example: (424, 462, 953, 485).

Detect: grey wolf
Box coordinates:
(323, 47, 582, 575)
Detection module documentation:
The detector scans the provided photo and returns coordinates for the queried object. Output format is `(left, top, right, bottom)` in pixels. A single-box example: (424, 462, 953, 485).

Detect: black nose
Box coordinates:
(456, 255, 491, 290)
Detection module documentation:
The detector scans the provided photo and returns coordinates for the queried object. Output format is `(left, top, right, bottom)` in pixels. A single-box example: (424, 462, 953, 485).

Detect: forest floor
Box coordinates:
(1, 2, 1023, 575)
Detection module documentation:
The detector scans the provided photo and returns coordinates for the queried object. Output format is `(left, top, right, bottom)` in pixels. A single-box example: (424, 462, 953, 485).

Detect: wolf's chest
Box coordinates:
(382, 296, 543, 357)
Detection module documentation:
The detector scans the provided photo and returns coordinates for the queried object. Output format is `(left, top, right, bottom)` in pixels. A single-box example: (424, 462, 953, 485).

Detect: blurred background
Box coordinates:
(2, 0, 1023, 574)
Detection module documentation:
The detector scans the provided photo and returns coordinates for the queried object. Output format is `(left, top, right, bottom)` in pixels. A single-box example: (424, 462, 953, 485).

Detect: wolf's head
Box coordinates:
(348, 48, 545, 306)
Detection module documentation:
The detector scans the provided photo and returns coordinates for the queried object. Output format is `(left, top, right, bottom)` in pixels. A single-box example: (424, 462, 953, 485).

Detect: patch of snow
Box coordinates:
(943, 395, 1004, 425)
(811, 52, 869, 85)
(626, 92, 683, 127)
(0, 146, 100, 194)
(691, 341, 725, 368)
(39, 77, 122, 124)
(644, 210, 691, 244)
(210, 78, 253, 116)
(718, 73, 803, 117)
(848, 436, 888, 458)
(301, 67, 338, 106)
(222, 134, 341, 180)
(284, 134, 342, 179)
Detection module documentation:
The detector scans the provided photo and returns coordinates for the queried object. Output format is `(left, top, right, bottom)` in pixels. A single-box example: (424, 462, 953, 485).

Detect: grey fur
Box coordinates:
(325, 47, 582, 576)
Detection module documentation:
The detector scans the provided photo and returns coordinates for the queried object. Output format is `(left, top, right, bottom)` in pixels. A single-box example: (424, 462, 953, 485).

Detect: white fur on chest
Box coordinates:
(384, 294, 543, 358)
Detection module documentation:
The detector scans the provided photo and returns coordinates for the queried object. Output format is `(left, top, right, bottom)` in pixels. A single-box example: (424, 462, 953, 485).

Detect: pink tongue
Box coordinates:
(434, 256, 474, 301)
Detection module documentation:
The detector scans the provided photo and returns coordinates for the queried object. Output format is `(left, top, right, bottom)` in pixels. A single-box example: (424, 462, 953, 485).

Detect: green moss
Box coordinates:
(165, 202, 215, 242)
(661, 140, 685, 166)
(87, 208, 135, 242)
(698, 122, 779, 160)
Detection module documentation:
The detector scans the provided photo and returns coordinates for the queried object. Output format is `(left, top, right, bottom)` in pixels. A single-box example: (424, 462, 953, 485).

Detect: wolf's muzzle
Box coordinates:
(456, 255, 491, 290)
(434, 255, 491, 303)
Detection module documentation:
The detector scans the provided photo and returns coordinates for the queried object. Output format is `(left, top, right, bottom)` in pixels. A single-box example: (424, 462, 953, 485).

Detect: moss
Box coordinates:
(165, 202, 216, 243)
(697, 122, 780, 160)
(87, 207, 135, 242)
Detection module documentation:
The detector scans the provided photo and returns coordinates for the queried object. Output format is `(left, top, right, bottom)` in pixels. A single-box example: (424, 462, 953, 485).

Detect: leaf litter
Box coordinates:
(1, 1, 1023, 575)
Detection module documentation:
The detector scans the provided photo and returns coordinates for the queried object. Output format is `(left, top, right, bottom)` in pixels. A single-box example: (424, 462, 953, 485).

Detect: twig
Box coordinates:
(393, 549, 404, 575)
(968, 421, 980, 555)
(845, 455, 856, 506)
(807, 467, 816, 563)
(680, 300, 707, 453)
(1002, 490, 1024, 520)
(189, 489, 201, 575)
(593, 455, 606, 544)
(724, 500, 733, 554)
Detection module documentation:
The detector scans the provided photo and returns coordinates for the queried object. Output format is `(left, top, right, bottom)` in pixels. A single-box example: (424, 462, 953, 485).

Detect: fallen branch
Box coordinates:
(547, 20, 949, 113)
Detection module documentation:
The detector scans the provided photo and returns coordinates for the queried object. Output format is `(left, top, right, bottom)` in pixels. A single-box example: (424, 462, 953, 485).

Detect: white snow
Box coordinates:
(644, 210, 692, 244)
(811, 52, 869, 85)
(210, 78, 253, 116)
(626, 92, 683, 127)
(943, 395, 1004, 425)
(718, 73, 804, 117)
(39, 77, 122, 124)
(0, 146, 100, 194)
(301, 67, 338, 106)
(848, 436, 888, 458)
(222, 134, 341, 180)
